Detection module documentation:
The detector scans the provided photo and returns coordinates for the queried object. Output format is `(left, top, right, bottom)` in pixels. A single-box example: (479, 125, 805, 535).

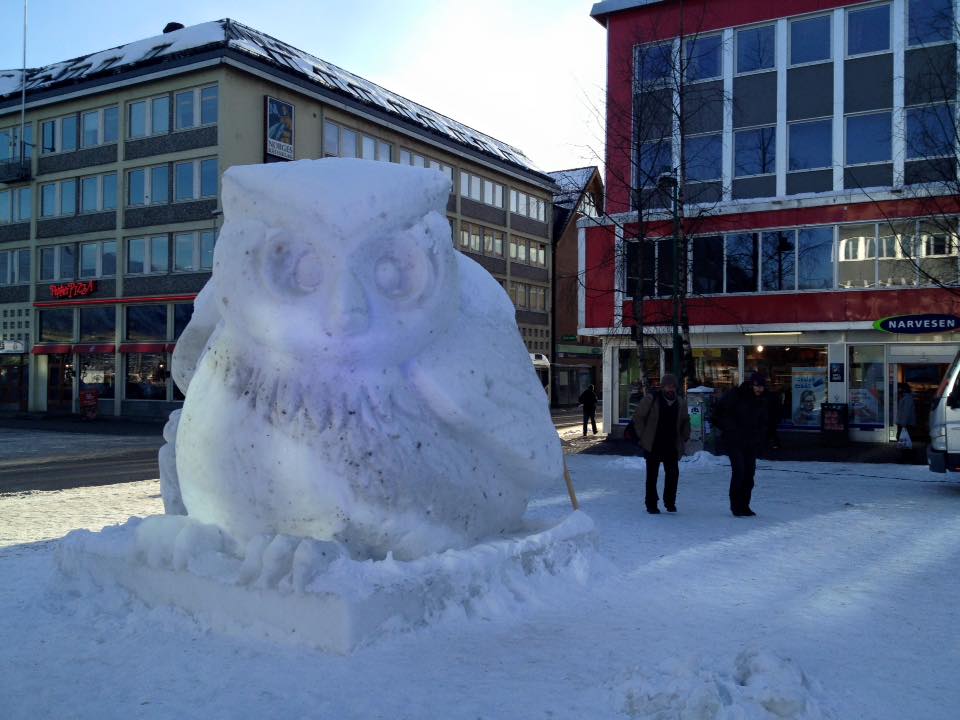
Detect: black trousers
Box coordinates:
(645, 449, 679, 510)
(583, 409, 597, 435)
(727, 446, 757, 512)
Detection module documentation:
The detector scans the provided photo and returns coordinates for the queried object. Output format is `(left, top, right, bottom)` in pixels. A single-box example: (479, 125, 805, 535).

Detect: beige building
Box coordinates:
(0, 19, 556, 418)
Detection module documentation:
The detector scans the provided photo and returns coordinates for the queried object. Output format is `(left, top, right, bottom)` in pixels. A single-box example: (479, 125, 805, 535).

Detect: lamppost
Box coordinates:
(657, 171, 682, 385)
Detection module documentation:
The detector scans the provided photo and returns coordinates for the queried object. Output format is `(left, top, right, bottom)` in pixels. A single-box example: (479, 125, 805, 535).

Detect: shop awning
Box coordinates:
(119, 343, 168, 353)
(31, 344, 72, 355)
(74, 344, 116, 354)
(165, 342, 177, 353)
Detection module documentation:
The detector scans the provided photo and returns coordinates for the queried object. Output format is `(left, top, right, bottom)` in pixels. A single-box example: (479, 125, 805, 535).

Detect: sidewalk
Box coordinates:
(551, 406, 925, 465)
(0, 413, 164, 437)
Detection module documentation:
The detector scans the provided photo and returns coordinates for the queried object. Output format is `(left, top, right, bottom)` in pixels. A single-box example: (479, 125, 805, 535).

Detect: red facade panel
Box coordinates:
(584, 225, 618, 329)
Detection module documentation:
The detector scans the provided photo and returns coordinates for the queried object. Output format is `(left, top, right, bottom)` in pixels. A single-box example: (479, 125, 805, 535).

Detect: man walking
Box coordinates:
(714, 372, 769, 517)
(632, 374, 691, 514)
(578, 384, 599, 436)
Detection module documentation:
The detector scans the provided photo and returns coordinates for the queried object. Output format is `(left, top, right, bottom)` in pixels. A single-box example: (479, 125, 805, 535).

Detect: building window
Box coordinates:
(175, 85, 219, 130)
(80, 106, 119, 148)
(125, 353, 168, 400)
(790, 14, 831, 65)
(173, 158, 217, 202)
(40, 114, 79, 154)
(79, 353, 115, 399)
(684, 133, 722, 182)
(79, 172, 117, 213)
(361, 134, 392, 162)
(908, 0, 954, 45)
(692, 235, 723, 294)
(847, 4, 890, 56)
(509, 188, 546, 220)
(173, 230, 216, 272)
(846, 112, 892, 166)
(838, 224, 878, 288)
(126, 304, 167, 341)
(38, 308, 73, 343)
(399, 148, 426, 167)
(725, 233, 759, 293)
(127, 235, 169, 275)
(127, 164, 169, 207)
(79, 307, 115, 341)
(323, 120, 361, 158)
(797, 226, 835, 290)
(736, 24, 775, 74)
(906, 103, 956, 160)
(460, 172, 504, 208)
(39, 179, 78, 218)
(79, 240, 116, 278)
(635, 41, 674, 87)
(734, 126, 775, 177)
(0, 187, 31, 224)
(760, 230, 796, 291)
(0, 248, 30, 286)
(127, 95, 170, 139)
(427, 158, 454, 183)
(39, 244, 76, 281)
(685, 34, 722, 82)
(483, 227, 504, 257)
(788, 119, 832, 171)
(0, 124, 33, 161)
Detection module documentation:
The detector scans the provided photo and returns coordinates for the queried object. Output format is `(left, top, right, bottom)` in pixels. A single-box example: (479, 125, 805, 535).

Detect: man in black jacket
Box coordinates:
(714, 372, 769, 517)
(578, 384, 598, 436)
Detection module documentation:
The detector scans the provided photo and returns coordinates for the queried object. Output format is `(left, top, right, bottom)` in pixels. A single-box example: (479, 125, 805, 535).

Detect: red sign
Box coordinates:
(50, 280, 97, 299)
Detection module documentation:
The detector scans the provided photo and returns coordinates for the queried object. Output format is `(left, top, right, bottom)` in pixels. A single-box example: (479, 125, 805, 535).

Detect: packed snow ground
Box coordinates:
(2, 453, 959, 719)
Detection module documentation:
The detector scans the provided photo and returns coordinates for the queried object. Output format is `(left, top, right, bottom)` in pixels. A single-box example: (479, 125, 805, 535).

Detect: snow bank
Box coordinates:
(57, 511, 596, 653)
(613, 649, 834, 719)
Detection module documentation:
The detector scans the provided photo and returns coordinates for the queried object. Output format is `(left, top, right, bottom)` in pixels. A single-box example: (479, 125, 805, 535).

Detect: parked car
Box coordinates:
(928, 349, 960, 473)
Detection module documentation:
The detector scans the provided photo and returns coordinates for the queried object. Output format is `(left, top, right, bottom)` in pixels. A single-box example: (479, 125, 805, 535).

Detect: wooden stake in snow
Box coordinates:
(563, 459, 579, 510)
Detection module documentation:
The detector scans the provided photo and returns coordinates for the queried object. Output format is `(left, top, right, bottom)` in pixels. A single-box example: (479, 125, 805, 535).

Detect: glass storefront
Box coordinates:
(79, 353, 115, 399)
(126, 352, 168, 400)
(618, 347, 660, 421)
(849, 345, 885, 428)
(745, 346, 827, 429)
(691, 348, 739, 391)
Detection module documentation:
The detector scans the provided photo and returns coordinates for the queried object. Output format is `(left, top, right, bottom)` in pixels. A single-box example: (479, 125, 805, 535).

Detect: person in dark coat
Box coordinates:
(632, 373, 691, 514)
(714, 372, 769, 517)
(578, 384, 598, 436)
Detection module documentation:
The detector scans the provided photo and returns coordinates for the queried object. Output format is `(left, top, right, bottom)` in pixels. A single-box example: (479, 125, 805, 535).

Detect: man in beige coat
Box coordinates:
(632, 374, 691, 514)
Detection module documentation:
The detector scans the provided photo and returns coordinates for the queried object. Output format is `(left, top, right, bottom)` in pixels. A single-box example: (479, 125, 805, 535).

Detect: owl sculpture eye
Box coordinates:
(374, 246, 429, 301)
(263, 235, 322, 295)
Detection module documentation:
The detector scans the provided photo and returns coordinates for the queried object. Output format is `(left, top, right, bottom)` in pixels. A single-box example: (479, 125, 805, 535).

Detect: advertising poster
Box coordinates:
(265, 96, 295, 160)
(848, 387, 882, 425)
(791, 367, 826, 428)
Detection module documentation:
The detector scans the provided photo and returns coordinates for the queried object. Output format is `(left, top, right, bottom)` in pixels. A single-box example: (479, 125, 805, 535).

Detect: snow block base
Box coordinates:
(56, 511, 595, 654)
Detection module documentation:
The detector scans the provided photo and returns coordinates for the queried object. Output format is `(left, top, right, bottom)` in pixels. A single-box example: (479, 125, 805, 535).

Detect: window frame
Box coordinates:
(907, 0, 954, 47)
(734, 125, 776, 178)
(173, 230, 216, 272)
(0, 248, 30, 286)
(788, 13, 833, 67)
(788, 117, 834, 171)
(735, 23, 776, 75)
(79, 171, 118, 214)
(38, 243, 78, 282)
(173, 84, 219, 131)
(127, 164, 170, 207)
(78, 239, 117, 279)
(844, 110, 893, 166)
(126, 235, 170, 276)
(39, 178, 79, 218)
(80, 105, 120, 148)
(846, 2, 892, 58)
(0, 187, 31, 224)
(127, 94, 171, 139)
(172, 158, 218, 203)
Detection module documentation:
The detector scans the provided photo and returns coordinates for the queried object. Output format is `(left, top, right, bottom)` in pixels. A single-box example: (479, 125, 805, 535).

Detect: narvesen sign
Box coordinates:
(873, 314, 960, 334)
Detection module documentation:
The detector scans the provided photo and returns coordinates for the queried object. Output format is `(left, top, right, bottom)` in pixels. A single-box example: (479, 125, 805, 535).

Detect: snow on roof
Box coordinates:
(548, 166, 597, 209)
(0, 20, 546, 179)
(590, 0, 665, 20)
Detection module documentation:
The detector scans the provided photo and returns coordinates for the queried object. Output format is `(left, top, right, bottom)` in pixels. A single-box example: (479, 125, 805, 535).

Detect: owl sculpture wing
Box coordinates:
(409, 252, 562, 488)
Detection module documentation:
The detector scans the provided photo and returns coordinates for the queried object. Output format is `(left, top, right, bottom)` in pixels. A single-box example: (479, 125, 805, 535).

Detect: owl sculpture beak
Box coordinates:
(327, 273, 369, 336)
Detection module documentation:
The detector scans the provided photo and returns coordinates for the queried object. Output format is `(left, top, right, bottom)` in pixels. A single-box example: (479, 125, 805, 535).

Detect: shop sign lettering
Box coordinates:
(874, 314, 960, 334)
(50, 280, 97, 299)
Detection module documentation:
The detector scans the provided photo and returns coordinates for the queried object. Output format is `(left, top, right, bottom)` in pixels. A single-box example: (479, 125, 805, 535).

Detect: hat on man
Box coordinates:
(660, 373, 679, 387)
(750, 371, 767, 387)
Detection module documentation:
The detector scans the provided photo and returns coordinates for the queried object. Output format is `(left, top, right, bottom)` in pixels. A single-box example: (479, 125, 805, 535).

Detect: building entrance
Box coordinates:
(888, 362, 948, 442)
(46, 353, 74, 413)
(0, 354, 28, 411)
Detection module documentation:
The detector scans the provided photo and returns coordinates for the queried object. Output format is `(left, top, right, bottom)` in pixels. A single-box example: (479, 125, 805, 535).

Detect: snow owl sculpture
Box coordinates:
(170, 158, 562, 561)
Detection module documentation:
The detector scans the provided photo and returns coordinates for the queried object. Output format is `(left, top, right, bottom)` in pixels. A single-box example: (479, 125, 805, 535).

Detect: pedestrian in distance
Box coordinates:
(578, 384, 599, 436)
(896, 384, 916, 463)
(714, 372, 769, 517)
(632, 373, 691, 514)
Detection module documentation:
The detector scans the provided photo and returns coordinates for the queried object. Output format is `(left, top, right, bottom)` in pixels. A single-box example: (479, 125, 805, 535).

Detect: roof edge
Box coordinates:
(590, 0, 664, 23)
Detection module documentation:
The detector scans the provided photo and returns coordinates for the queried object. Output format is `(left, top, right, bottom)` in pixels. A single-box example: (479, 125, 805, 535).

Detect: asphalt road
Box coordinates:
(0, 448, 161, 494)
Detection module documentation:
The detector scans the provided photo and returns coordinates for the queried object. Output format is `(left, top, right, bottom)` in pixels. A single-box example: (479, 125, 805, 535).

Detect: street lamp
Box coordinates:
(657, 171, 682, 387)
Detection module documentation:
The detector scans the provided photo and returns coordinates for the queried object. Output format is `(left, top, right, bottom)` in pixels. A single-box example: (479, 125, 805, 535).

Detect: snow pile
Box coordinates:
(57, 511, 596, 653)
(165, 158, 564, 560)
(614, 649, 834, 719)
(608, 451, 729, 473)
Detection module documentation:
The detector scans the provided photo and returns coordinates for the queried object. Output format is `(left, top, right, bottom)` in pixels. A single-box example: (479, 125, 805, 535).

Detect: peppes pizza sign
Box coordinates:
(873, 314, 960, 334)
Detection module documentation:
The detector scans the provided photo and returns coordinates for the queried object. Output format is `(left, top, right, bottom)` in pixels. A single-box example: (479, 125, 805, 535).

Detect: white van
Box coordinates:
(928, 349, 960, 473)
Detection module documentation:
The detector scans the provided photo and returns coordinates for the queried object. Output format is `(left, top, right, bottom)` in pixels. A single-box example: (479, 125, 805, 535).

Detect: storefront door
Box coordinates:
(888, 362, 949, 442)
(46, 353, 73, 413)
(0, 354, 28, 411)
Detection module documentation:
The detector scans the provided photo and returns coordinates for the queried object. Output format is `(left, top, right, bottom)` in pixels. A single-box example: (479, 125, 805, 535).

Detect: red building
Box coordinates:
(583, 0, 960, 445)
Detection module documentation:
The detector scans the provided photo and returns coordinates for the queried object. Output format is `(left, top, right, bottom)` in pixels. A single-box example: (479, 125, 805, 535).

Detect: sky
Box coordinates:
(0, 0, 608, 173)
